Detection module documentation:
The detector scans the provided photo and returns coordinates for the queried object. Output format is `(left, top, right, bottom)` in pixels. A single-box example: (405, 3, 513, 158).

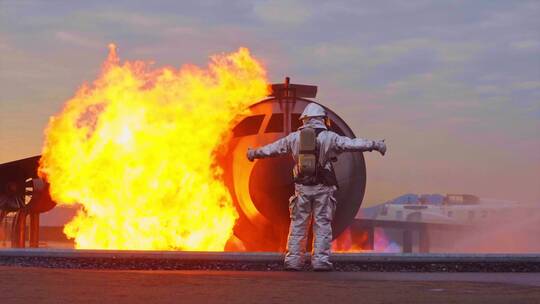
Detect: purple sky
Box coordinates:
(1, 1, 539, 205)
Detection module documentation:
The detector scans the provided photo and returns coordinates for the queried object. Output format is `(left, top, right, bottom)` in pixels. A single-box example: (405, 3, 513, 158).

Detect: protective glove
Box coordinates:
(373, 140, 386, 156)
(247, 148, 257, 162)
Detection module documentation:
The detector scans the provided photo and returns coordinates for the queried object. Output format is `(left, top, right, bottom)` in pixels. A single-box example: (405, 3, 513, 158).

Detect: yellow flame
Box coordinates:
(39, 45, 268, 250)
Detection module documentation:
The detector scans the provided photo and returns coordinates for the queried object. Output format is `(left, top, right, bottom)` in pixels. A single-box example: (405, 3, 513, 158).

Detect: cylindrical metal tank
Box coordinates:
(223, 97, 366, 251)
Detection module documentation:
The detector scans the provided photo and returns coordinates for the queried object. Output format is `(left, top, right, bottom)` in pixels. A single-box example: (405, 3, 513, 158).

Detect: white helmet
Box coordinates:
(299, 103, 327, 120)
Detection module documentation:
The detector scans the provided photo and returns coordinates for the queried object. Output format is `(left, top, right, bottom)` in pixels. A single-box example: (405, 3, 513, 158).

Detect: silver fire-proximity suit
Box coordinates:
(247, 103, 386, 270)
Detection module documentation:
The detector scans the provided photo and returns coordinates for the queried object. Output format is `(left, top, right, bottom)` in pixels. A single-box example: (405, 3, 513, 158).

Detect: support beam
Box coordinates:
(29, 213, 39, 248)
(403, 230, 412, 253)
(366, 226, 374, 250)
(419, 227, 430, 253)
(11, 210, 27, 248)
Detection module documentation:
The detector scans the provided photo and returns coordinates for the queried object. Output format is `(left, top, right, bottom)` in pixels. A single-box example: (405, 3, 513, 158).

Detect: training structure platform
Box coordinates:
(1, 249, 540, 272)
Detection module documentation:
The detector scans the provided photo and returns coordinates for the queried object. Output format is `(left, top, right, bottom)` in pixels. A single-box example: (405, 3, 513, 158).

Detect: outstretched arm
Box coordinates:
(333, 134, 387, 155)
(247, 135, 292, 161)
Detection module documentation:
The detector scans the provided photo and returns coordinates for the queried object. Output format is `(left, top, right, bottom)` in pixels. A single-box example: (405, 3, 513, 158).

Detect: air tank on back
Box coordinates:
(222, 78, 367, 251)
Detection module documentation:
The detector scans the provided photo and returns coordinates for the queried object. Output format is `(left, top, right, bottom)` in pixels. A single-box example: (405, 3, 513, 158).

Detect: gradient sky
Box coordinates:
(1, 0, 539, 206)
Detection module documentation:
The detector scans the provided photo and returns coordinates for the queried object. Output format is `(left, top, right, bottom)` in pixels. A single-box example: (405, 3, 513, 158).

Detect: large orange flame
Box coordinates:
(39, 45, 268, 250)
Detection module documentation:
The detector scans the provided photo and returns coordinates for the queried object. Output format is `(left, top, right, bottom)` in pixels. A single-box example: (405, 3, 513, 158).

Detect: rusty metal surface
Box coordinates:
(0, 156, 41, 183)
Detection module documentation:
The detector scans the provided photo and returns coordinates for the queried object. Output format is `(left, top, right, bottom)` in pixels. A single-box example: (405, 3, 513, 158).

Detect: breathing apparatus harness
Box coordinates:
(294, 127, 338, 187)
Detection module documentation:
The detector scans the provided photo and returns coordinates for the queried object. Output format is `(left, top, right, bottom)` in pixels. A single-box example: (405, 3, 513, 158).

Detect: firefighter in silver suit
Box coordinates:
(247, 103, 386, 270)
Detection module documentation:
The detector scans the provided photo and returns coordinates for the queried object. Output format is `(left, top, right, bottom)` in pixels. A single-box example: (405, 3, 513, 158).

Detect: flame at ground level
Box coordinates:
(39, 45, 269, 250)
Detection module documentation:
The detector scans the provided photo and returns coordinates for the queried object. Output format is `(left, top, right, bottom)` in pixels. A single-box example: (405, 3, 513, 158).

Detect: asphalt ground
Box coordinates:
(1, 267, 540, 304)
